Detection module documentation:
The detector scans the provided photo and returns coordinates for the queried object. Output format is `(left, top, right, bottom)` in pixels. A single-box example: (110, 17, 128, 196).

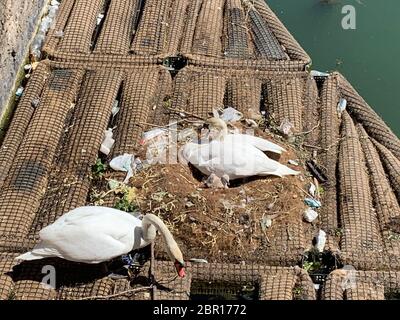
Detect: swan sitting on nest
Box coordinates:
(15, 207, 186, 277)
(180, 117, 300, 187)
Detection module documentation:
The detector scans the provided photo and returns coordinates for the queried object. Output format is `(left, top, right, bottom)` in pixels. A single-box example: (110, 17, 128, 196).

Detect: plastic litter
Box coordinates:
(111, 100, 120, 117)
(31, 98, 40, 109)
(178, 128, 197, 142)
(337, 98, 347, 114)
(278, 118, 294, 136)
(303, 208, 319, 223)
(315, 230, 327, 253)
(16, 87, 24, 98)
(100, 128, 115, 156)
(306, 160, 328, 183)
(220, 107, 243, 123)
(30, 1, 60, 61)
(108, 179, 121, 190)
(288, 160, 299, 166)
(310, 70, 330, 77)
(110, 154, 134, 184)
(140, 128, 167, 145)
(97, 13, 105, 25)
(54, 30, 64, 38)
(189, 258, 208, 264)
(304, 198, 322, 209)
(261, 215, 272, 232)
(309, 183, 317, 197)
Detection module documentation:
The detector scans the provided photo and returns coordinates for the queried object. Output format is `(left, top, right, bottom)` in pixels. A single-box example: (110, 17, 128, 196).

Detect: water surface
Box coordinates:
(267, 0, 400, 136)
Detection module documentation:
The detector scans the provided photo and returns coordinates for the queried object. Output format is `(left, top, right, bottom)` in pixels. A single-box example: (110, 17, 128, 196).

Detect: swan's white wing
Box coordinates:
(37, 207, 144, 263)
(225, 134, 286, 154)
(206, 141, 297, 179)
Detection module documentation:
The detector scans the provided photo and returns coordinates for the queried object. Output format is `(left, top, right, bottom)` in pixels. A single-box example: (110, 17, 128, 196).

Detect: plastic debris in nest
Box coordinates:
(189, 258, 208, 264)
(261, 216, 273, 231)
(15, 87, 24, 98)
(97, 13, 105, 25)
(310, 70, 330, 78)
(337, 98, 347, 116)
(315, 230, 327, 253)
(303, 208, 318, 223)
(111, 100, 120, 118)
(110, 154, 147, 184)
(304, 198, 322, 209)
(309, 183, 317, 198)
(178, 128, 197, 142)
(30, 0, 61, 61)
(278, 118, 294, 138)
(100, 128, 115, 156)
(110, 154, 134, 183)
(219, 107, 243, 123)
(141, 128, 170, 165)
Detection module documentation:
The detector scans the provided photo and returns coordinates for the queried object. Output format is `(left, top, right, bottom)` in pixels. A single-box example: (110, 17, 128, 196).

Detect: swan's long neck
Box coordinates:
(142, 214, 176, 247)
(213, 118, 228, 140)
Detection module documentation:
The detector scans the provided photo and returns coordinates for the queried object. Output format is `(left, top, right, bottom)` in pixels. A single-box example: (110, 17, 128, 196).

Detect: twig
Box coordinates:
(166, 107, 206, 121)
(294, 121, 320, 136)
(295, 184, 314, 199)
(80, 286, 152, 300)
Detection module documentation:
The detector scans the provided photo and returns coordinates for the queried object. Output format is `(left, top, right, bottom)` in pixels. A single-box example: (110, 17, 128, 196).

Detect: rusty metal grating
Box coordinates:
(42, 0, 310, 70)
(322, 270, 400, 300)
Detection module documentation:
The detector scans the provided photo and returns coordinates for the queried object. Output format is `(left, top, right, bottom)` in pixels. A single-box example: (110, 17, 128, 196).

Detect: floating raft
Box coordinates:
(0, 0, 399, 300)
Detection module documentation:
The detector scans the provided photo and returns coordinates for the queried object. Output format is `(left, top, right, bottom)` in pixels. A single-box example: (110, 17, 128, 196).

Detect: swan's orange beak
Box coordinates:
(175, 260, 186, 278)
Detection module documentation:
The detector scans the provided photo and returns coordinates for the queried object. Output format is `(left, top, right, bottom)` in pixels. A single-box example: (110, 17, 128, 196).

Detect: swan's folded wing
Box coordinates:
(227, 135, 286, 154)
(38, 208, 139, 262)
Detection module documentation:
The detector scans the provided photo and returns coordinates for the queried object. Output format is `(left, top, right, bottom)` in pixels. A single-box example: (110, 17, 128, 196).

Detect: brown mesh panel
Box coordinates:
(337, 73, 400, 159)
(358, 125, 400, 260)
(185, 263, 315, 300)
(323, 270, 400, 300)
(224, 76, 262, 119)
(0, 68, 83, 243)
(302, 75, 320, 146)
(58, 0, 104, 53)
(265, 77, 304, 131)
(317, 76, 340, 251)
(0, 254, 15, 300)
(0, 63, 51, 189)
(43, 0, 77, 53)
(28, 69, 124, 241)
(112, 67, 171, 156)
(42, 0, 309, 71)
(338, 112, 383, 269)
(94, 0, 138, 54)
(251, 0, 309, 62)
(372, 139, 400, 202)
(223, 0, 251, 59)
(58, 278, 115, 300)
(131, 0, 172, 55)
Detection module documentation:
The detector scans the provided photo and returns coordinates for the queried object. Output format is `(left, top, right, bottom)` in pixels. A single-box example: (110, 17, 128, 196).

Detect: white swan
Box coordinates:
(16, 207, 185, 277)
(180, 117, 299, 185)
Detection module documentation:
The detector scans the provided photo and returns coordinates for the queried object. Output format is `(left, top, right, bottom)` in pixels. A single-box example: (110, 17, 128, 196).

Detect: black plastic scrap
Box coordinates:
(306, 160, 328, 183)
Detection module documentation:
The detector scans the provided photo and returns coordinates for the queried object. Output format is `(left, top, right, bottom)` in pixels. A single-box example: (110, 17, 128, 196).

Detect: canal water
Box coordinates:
(267, 0, 400, 136)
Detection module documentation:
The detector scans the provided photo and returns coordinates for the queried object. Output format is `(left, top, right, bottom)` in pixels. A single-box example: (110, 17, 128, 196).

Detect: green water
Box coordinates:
(267, 0, 400, 136)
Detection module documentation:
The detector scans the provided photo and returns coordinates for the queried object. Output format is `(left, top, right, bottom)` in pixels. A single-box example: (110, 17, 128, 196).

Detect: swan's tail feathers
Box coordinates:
(263, 164, 301, 177)
(15, 251, 46, 262)
(15, 245, 62, 262)
(247, 136, 286, 154)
